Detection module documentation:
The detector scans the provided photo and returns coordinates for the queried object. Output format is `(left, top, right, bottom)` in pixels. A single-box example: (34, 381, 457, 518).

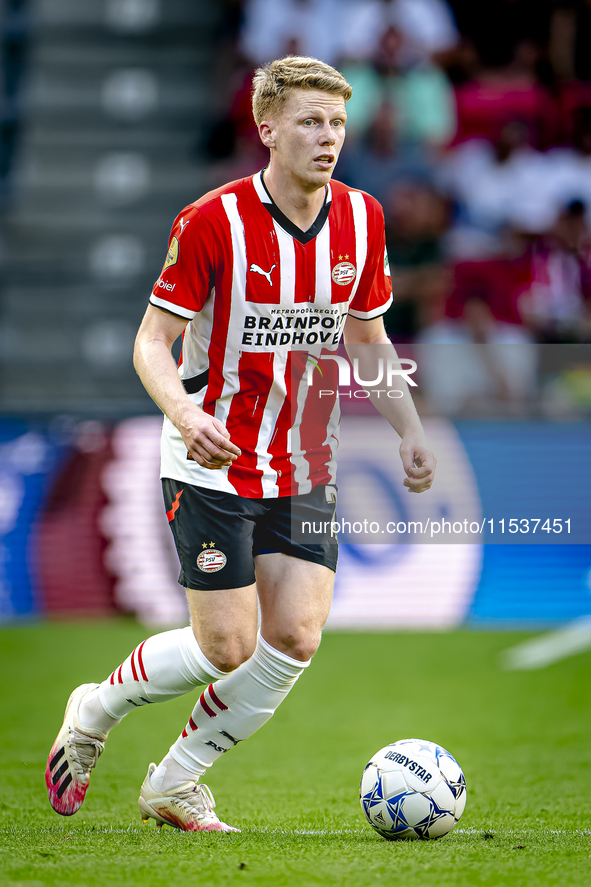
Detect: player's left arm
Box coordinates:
(343, 314, 436, 493)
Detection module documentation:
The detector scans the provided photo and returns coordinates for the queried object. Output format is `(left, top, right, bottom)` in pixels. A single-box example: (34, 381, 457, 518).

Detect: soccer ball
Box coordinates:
(360, 738, 467, 840)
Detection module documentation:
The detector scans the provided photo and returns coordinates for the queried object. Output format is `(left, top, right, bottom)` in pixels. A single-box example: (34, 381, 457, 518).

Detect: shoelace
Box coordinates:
(68, 729, 105, 776)
(174, 783, 217, 816)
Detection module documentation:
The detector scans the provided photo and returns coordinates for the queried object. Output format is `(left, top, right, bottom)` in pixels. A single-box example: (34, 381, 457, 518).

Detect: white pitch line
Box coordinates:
(8, 826, 591, 839)
(257, 828, 366, 836)
(454, 829, 591, 836)
(499, 615, 591, 670)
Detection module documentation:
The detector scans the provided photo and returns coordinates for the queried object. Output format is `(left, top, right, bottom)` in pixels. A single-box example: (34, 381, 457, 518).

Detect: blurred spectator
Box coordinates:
(373, 26, 456, 146)
(338, 0, 459, 63)
(542, 110, 591, 219)
(549, 0, 591, 83)
(203, 58, 269, 187)
(518, 200, 591, 343)
(389, 0, 459, 56)
(438, 123, 554, 256)
(382, 181, 450, 337)
(557, 85, 591, 146)
(446, 255, 531, 326)
(550, 0, 591, 143)
(336, 58, 383, 137)
(417, 295, 537, 416)
(340, 24, 456, 145)
(337, 102, 434, 204)
(239, 0, 341, 66)
(452, 39, 559, 148)
(239, 0, 459, 68)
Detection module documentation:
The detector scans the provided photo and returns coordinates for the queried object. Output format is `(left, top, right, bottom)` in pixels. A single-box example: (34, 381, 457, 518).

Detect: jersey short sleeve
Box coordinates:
(348, 195, 393, 321)
(149, 206, 216, 320)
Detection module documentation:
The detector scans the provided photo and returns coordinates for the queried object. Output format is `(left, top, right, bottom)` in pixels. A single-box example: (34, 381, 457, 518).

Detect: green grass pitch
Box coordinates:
(1, 621, 590, 886)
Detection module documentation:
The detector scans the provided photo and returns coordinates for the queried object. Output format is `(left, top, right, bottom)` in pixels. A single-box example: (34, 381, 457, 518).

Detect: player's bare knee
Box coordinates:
(271, 626, 322, 662)
(205, 636, 256, 673)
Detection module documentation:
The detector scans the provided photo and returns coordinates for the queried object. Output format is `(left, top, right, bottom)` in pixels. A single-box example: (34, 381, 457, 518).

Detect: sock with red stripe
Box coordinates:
(77, 627, 227, 730)
(154, 633, 309, 788)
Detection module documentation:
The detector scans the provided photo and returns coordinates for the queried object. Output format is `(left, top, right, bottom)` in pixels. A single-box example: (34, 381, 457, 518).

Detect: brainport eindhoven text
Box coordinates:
(242, 310, 418, 397)
(241, 309, 347, 346)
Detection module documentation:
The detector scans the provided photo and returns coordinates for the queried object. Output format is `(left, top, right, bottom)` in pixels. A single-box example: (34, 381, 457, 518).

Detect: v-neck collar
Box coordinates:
(253, 170, 332, 245)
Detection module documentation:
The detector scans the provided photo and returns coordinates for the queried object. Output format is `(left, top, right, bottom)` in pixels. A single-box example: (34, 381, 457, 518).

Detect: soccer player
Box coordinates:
(46, 56, 436, 833)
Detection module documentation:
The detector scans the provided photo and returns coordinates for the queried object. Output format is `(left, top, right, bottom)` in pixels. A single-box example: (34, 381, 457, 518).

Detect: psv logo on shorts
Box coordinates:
(197, 546, 227, 573)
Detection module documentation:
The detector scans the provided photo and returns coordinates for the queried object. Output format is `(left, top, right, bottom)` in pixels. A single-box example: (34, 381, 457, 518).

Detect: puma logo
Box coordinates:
(249, 263, 276, 286)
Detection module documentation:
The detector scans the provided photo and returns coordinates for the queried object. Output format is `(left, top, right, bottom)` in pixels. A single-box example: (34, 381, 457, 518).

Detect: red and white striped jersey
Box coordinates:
(150, 171, 392, 498)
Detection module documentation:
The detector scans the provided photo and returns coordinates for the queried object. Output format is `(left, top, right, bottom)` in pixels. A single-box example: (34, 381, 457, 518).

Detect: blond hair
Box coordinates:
(252, 56, 352, 126)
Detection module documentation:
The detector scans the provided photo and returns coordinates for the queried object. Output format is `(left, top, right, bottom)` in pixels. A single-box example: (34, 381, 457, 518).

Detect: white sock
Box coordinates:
(78, 627, 228, 727)
(77, 689, 121, 735)
(161, 634, 310, 785)
(150, 755, 196, 792)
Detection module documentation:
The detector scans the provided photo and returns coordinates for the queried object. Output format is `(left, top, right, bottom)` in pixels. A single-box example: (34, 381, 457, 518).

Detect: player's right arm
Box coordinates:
(133, 305, 241, 469)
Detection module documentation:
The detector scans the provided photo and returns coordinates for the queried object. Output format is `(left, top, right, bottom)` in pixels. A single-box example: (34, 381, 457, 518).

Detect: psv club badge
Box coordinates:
(197, 543, 227, 573)
(331, 260, 357, 286)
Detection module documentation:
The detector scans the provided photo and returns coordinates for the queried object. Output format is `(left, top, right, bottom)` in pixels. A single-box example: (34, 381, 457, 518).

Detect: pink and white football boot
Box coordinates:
(138, 763, 240, 832)
(45, 683, 106, 816)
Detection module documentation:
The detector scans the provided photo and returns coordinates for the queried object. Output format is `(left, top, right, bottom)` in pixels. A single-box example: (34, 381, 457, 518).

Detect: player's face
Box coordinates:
(263, 88, 347, 192)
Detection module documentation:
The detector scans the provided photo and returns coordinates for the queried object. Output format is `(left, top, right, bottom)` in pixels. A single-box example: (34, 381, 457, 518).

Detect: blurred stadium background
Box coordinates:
(0, 0, 590, 633)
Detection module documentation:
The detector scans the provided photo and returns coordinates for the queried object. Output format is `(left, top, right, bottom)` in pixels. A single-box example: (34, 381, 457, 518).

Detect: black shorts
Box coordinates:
(162, 479, 339, 590)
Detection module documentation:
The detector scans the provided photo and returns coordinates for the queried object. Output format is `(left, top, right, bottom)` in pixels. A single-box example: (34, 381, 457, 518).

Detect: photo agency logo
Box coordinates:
(305, 353, 418, 399)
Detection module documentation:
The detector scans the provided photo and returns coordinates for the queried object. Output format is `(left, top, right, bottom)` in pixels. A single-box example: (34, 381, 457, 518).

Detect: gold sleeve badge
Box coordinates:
(162, 236, 179, 272)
